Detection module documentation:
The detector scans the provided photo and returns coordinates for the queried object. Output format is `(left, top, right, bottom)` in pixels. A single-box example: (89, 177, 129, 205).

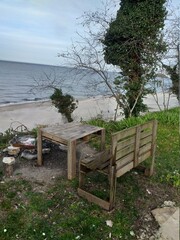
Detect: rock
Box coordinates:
(152, 207, 177, 226)
(151, 207, 179, 240)
(159, 208, 179, 240)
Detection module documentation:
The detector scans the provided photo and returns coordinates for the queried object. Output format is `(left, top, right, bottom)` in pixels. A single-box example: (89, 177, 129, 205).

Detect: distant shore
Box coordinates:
(0, 93, 178, 133)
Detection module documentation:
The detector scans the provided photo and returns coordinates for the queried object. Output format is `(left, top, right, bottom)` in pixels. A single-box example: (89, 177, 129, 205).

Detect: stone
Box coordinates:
(152, 207, 177, 225)
(159, 208, 179, 240)
(151, 207, 179, 240)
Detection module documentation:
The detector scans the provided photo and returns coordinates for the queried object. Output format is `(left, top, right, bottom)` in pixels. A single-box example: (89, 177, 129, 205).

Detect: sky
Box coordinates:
(0, 0, 179, 66)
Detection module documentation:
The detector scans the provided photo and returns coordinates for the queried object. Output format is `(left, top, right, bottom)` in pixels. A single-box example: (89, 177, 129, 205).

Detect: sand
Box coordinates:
(0, 93, 179, 133)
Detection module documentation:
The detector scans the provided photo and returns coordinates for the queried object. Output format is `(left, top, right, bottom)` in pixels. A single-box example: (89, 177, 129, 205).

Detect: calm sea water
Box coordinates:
(0, 60, 107, 105)
(0, 60, 172, 106)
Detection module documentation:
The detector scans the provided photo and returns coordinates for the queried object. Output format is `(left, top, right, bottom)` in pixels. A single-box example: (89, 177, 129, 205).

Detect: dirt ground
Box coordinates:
(1, 141, 96, 189)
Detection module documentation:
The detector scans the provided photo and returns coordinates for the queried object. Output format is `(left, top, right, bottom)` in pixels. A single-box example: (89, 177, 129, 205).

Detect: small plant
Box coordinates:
(50, 88, 78, 122)
(161, 170, 180, 188)
(0, 128, 15, 149)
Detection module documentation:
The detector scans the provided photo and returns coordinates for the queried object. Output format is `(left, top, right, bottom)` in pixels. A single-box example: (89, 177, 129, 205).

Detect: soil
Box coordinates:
(0, 141, 97, 190)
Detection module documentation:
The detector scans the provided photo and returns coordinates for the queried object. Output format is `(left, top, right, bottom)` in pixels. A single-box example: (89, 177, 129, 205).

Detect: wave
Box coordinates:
(0, 97, 50, 107)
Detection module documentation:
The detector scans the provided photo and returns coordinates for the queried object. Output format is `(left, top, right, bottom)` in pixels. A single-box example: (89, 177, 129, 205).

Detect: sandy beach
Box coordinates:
(0, 93, 179, 133)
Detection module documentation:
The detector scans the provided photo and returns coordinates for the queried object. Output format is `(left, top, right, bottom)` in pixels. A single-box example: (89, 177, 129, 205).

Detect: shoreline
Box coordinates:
(0, 94, 179, 133)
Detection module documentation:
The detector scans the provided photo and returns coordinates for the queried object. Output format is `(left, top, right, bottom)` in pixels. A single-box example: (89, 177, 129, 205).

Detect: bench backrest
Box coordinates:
(111, 120, 157, 178)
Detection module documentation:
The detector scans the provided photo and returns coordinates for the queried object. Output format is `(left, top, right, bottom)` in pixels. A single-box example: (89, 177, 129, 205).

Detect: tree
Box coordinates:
(162, 6, 180, 100)
(50, 88, 78, 122)
(58, 0, 125, 121)
(58, 0, 148, 120)
(103, 0, 167, 117)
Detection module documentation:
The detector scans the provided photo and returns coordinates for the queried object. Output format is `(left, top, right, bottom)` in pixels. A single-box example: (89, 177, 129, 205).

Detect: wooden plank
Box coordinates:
(139, 142, 152, 155)
(116, 144, 135, 160)
(116, 152, 134, 169)
(116, 135, 135, 151)
(81, 150, 111, 170)
(140, 130, 152, 139)
(41, 131, 68, 145)
(37, 128, 42, 166)
(140, 135, 152, 146)
(116, 162, 134, 178)
(77, 188, 111, 211)
(138, 151, 151, 164)
(141, 121, 153, 130)
(112, 127, 136, 142)
(44, 122, 81, 132)
(70, 128, 103, 141)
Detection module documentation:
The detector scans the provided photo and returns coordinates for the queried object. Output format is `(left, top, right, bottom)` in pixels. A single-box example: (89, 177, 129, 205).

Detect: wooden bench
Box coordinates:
(78, 120, 158, 211)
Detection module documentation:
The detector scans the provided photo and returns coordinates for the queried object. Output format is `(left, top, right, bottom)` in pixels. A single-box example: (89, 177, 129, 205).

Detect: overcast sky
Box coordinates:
(0, 0, 179, 66)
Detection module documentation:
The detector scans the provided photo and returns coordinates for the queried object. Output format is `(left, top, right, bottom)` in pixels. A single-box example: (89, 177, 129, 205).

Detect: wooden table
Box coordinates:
(37, 122, 105, 180)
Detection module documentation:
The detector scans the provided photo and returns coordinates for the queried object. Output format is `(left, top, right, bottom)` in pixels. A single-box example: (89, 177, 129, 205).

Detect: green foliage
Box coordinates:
(50, 88, 78, 122)
(161, 170, 180, 188)
(0, 129, 15, 149)
(103, 0, 167, 118)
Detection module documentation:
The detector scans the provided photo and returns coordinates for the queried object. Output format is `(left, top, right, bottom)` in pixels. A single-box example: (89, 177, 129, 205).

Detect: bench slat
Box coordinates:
(116, 161, 134, 177)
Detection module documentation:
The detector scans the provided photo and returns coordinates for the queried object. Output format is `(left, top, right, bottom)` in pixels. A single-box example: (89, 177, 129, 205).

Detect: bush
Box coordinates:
(50, 88, 78, 122)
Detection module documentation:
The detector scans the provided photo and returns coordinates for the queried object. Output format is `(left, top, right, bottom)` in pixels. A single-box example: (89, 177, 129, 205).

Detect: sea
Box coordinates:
(0, 60, 173, 107)
(0, 60, 109, 106)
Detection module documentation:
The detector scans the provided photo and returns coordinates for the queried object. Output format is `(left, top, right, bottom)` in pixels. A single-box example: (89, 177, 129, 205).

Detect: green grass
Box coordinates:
(0, 107, 179, 239)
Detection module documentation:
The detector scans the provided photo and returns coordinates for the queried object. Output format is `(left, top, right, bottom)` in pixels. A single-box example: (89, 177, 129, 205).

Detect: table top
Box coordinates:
(41, 122, 104, 141)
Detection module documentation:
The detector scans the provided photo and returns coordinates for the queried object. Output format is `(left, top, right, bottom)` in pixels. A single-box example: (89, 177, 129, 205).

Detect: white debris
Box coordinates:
(162, 201, 176, 207)
(106, 220, 113, 227)
(7, 146, 20, 155)
(2, 157, 15, 165)
(21, 150, 37, 160)
(130, 230, 135, 236)
(146, 189, 151, 194)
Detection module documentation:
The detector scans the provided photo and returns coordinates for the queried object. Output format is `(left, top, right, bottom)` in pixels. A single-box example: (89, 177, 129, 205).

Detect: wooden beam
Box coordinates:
(78, 188, 111, 211)
(37, 128, 42, 166)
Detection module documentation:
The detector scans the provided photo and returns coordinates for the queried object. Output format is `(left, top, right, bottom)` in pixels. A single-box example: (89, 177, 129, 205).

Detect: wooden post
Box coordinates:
(150, 120, 158, 176)
(100, 128, 106, 151)
(37, 128, 42, 166)
(2, 157, 15, 177)
(109, 165, 116, 211)
(67, 140, 76, 180)
(134, 126, 141, 167)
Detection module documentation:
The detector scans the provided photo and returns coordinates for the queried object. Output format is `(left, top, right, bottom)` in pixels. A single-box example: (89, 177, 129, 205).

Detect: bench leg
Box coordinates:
(79, 160, 84, 188)
(67, 140, 76, 180)
(109, 166, 116, 210)
(149, 155, 155, 176)
(37, 129, 42, 166)
(100, 128, 106, 150)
